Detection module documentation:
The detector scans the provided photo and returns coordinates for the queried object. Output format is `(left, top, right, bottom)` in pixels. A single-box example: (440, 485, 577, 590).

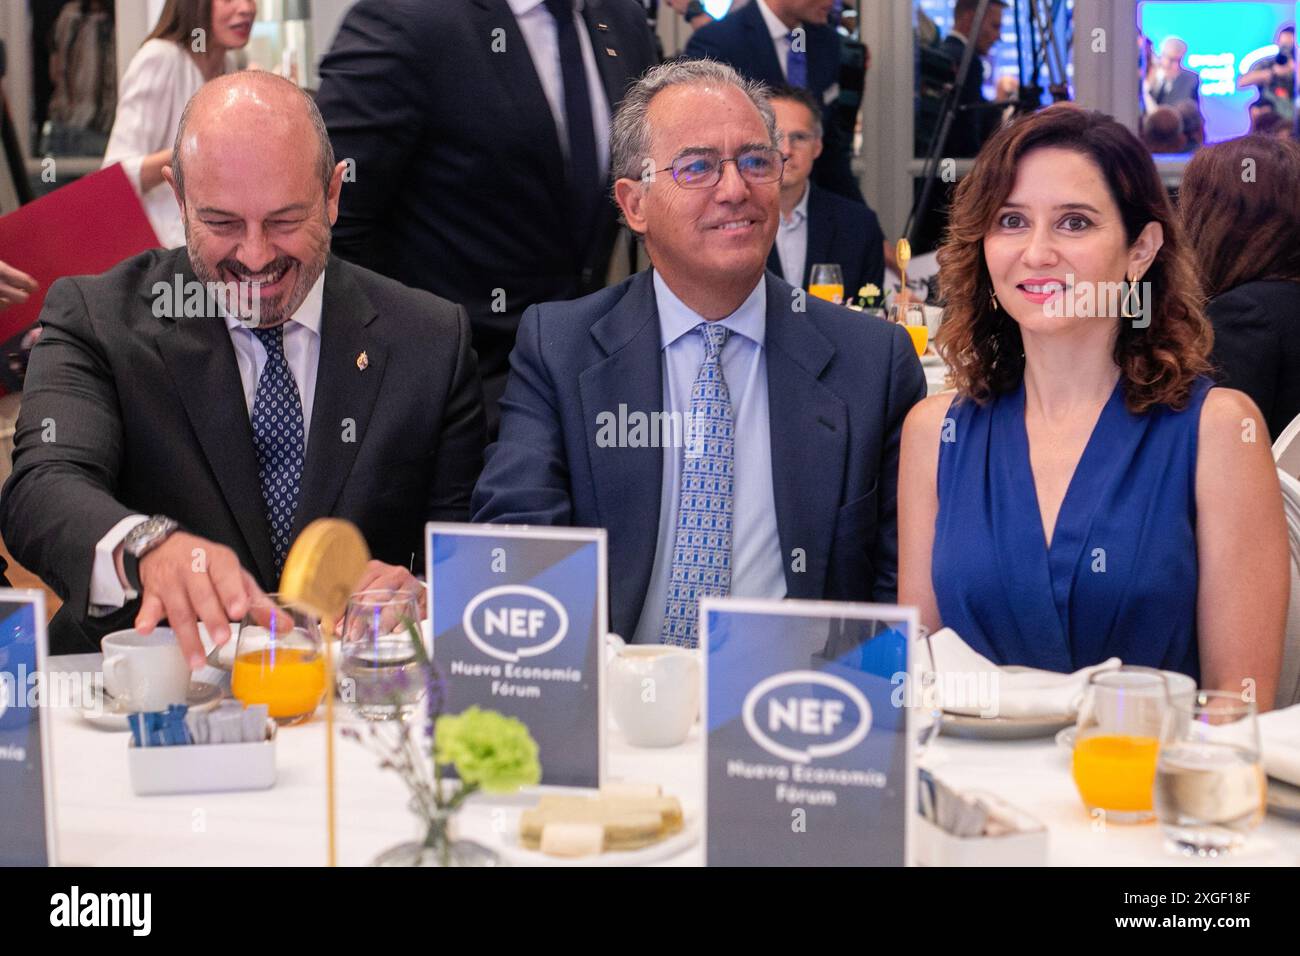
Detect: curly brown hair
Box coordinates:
(1179, 134, 1300, 300)
(935, 103, 1213, 413)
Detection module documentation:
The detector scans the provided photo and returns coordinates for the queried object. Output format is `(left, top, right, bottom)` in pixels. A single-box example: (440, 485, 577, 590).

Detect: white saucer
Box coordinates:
(80, 676, 225, 732)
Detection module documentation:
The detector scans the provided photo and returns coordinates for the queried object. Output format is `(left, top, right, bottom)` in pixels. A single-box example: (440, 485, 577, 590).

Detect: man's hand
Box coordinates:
(0, 260, 37, 311)
(351, 560, 425, 614)
(131, 533, 264, 668)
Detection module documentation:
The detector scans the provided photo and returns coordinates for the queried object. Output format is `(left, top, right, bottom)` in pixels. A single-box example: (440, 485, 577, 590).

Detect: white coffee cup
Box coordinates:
(606, 634, 700, 748)
(101, 629, 191, 713)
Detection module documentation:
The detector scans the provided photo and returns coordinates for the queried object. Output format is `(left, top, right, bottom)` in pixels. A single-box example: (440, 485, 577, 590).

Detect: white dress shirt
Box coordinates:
(506, 0, 612, 180)
(775, 182, 811, 289)
(102, 40, 235, 250)
(88, 272, 326, 614)
(756, 0, 795, 79)
(630, 271, 786, 645)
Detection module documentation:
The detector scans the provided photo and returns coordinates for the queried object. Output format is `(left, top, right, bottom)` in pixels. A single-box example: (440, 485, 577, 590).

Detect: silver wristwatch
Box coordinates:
(122, 515, 181, 592)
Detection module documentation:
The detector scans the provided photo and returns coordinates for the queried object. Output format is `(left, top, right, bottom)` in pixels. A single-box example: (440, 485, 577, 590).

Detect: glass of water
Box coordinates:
(1155, 690, 1266, 857)
(339, 589, 424, 721)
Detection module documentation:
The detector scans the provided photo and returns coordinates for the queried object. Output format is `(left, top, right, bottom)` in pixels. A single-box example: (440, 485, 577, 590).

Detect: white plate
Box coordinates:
(492, 813, 700, 867)
(941, 669, 1195, 742)
(1266, 777, 1300, 821)
(941, 711, 1074, 741)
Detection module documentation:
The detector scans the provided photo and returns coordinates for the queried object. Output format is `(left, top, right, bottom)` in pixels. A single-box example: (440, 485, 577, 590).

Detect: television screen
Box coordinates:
(1139, 1, 1296, 143)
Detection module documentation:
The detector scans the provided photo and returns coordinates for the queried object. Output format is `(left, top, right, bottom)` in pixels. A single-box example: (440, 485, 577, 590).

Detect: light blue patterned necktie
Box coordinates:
(250, 325, 305, 576)
(660, 322, 734, 649)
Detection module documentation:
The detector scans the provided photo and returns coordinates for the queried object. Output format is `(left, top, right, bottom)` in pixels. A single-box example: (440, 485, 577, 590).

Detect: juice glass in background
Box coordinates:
(1071, 668, 1170, 823)
(1155, 691, 1265, 857)
(809, 263, 844, 305)
(889, 301, 929, 357)
(232, 594, 326, 724)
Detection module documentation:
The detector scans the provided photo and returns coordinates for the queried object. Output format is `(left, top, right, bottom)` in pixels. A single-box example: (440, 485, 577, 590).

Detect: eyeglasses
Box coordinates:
(656, 147, 785, 189)
(782, 131, 818, 150)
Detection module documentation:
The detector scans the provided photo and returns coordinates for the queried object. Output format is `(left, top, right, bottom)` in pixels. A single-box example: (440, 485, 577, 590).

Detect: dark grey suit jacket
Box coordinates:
(1154, 68, 1200, 106)
(0, 247, 486, 653)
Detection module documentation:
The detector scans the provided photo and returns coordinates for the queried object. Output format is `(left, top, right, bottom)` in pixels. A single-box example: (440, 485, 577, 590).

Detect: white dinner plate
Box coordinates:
(940, 711, 1075, 741)
(1265, 777, 1300, 821)
(940, 669, 1196, 742)
(493, 813, 700, 867)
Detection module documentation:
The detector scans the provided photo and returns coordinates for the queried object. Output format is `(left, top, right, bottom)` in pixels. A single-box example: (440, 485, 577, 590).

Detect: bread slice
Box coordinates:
(520, 793, 685, 853)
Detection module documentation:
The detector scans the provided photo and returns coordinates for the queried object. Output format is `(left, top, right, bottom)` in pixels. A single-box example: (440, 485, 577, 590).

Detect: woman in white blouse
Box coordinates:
(102, 0, 256, 248)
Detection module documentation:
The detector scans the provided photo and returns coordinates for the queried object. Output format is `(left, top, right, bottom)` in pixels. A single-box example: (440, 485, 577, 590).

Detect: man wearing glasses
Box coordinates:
(767, 85, 885, 296)
(472, 60, 924, 649)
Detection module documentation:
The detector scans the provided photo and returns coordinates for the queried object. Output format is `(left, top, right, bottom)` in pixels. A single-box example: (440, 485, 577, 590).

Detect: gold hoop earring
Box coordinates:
(1120, 274, 1142, 321)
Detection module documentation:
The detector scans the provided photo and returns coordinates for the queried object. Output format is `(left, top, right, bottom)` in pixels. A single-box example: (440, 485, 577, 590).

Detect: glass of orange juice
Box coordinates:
(808, 263, 844, 305)
(232, 594, 326, 725)
(889, 301, 929, 357)
(1071, 668, 1171, 823)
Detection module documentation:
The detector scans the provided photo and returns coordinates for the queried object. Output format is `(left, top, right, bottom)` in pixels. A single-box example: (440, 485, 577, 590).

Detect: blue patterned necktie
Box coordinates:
(250, 326, 305, 576)
(786, 30, 809, 89)
(660, 323, 734, 649)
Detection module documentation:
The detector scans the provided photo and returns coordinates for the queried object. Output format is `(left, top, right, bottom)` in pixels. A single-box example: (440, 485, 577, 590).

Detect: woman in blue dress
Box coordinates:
(898, 105, 1289, 709)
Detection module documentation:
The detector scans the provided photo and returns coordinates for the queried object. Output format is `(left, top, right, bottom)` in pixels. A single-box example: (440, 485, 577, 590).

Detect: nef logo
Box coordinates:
(462, 585, 568, 663)
(742, 671, 872, 763)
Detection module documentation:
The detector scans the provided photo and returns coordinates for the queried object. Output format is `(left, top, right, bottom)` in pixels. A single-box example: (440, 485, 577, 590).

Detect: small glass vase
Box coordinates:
(371, 809, 503, 868)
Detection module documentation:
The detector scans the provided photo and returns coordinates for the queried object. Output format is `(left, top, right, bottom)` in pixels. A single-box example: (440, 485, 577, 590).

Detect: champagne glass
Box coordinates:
(1155, 691, 1265, 857)
(339, 589, 424, 721)
(809, 263, 844, 304)
(1072, 668, 1170, 823)
(232, 593, 326, 725)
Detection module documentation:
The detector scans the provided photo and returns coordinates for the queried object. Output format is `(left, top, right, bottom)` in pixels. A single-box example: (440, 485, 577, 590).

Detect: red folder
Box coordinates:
(0, 162, 159, 346)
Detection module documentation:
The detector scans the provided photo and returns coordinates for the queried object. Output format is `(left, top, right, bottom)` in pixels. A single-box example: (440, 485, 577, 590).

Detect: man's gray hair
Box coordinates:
(610, 59, 778, 184)
(171, 72, 336, 201)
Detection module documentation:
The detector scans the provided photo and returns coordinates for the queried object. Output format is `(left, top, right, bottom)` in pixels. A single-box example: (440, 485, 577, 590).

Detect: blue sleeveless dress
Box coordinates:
(932, 376, 1214, 679)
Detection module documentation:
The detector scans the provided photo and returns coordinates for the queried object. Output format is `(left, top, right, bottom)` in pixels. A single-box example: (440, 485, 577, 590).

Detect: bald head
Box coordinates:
(164, 71, 344, 330)
(171, 71, 336, 203)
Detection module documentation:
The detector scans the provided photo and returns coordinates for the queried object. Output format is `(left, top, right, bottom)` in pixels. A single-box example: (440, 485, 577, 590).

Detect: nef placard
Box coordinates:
(702, 598, 916, 866)
(428, 524, 607, 787)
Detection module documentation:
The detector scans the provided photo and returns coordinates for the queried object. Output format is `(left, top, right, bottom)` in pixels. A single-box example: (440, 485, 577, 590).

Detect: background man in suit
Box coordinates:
(767, 85, 884, 295)
(472, 60, 925, 648)
(684, 0, 865, 204)
(0, 72, 485, 660)
(941, 0, 1007, 158)
(1148, 36, 1200, 107)
(315, 0, 658, 435)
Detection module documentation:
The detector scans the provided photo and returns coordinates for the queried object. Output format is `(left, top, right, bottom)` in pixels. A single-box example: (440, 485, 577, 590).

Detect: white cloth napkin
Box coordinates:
(1259, 704, 1300, 786)
(927, 628, 1121, 718)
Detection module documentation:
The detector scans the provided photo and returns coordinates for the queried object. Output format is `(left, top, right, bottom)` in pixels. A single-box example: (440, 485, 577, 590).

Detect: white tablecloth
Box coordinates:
(47, 655, 1300, 866)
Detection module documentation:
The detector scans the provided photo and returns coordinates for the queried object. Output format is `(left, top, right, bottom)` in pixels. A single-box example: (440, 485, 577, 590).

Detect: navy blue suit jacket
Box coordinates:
(471, 269, 926, 639)
(684, 2, 863, 203)
(316, 0, 657, 430)
(768, 183, 886, 294)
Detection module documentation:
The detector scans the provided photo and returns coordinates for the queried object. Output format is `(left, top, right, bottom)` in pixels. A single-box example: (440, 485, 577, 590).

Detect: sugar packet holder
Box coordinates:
(914, 774, 1047, 866)
(128, 719, 277, 796)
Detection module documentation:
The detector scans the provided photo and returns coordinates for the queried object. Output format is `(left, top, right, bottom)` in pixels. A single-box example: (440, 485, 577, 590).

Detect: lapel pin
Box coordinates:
(596, 21, 609, 31)
(356, 351, 369, 371)
(606, 47, 618, 57)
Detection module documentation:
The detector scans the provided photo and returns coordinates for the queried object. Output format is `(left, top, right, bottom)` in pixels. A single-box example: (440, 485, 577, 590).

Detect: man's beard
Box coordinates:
(187, 234, 329, 328)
